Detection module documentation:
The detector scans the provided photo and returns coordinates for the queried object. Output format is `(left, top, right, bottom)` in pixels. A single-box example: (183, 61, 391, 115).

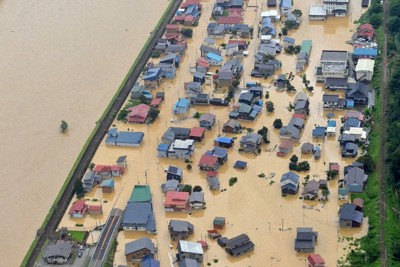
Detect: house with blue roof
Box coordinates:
(184, 4, 200, 18)
(280, 172, 299, 195)
(143, 67, 162, 89)
(142, 255, 160, 267)
(214, 137, 234, 148)
(105, 128, 144, 147)
(206, 52, 223, 66)
(261, 17, 276, 36)
(157, 143, 170, 158)
(352, 47, 378, 60)
(312, 126, 326, 139)
(160, 53, 180, 67)
(173, 98, 191, 114)
(101, 179, 115, 193)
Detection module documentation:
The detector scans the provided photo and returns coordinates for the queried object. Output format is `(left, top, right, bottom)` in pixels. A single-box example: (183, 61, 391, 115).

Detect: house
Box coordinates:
(267, 0, 277, 7)
(343, 117, 362, 130)
(165, 24, 181, 38)
(248, 86, 263, 97)
(167, 139, 195, 159)
(283, 36, 295, 48)
(353, 48, 378, 60)
(238, 92, 254, 105)
(214, 137, 234, 148)
(324, 77, 348, 90)
(338, 187, 349, 200)
(166, 44, 186, 55)
(296, 40, 312, 72)
(302, 180, 320, 200)
(251, 63, 275, 77)
(125, 238, 155, 262)
(165, 191, 190, 212)
(185, 82, 202, 98)
(289, 117, 305, 129)
(206, 52, 222, 66)
(294, 100, 310, 115)
(191, 93, 209, 105)
(150, 97, 163, 108)
(200, 45, 222, 58)
(143, 67, 162, 89)
(142, 256, 160, 267)
(189, 192, 205, 210)
(301, 143, 314, 154)
(316, 50, 348, 82)
(228, 40, 248, 50)
(277, 140, 294, 156)
(261, 9, 280, 21)
(93, 165, 111, 179)
(205, 147, 228, 164)
(159, 62, 176, 79)
(353, 198, 364, 211)
(128, 103, 150, 123)
(309, 5, 327, 20)
(88, 205, 102, 215)
(284, 12, 300, 28)
(162, 127, 191, 144)
(213, 217, 226, 229)
(225, 43, 239, 56)
(168, 220, 194, 240)
(280, 0, 292, 14)
(342, 142, 358, 158)
(232, 103, 260, 121)
(280, 172, 300, 195)
(101, 179, 115, 193)
(177, 240, 204, 263)
(208, 24, 225, 38)
(68, 200, 88, 218)
(43, 243, 73, 264)
(339, 203, 364, 228)
(160, 50, 180, 66)
(323, 94, 339, 109)
(128, 185, 152, 203)
(207, 171, 220, 190)
(326, 120, 336, 136)
(344, 167, 367, 192)
(307, 253, 326, 267)
(357, 23, 375, 40)
(312, 127, 326, 139)
(323, 0, 349, 16)
(343, 111, 365, 122)
(199, 113, 216, 130)
(343, 127, 367, 142)
(240, 133, 262, 153)
(216, 16, 242, 27)
(198, 154, 220, 171)
(202, 37, 216, 49)
(162, 180, 180, 194)
(173, 98, 191, 114)
(82, 171, 100, 193)
(122, 202, 156, 233)
(225, 234, 255, 257)
(218, 70, 233, 87)
(279, 125, 301, 140)
(276, 74, 286, 88)
(105, 128, 145, 147)
(156, 92, 165, 100)
(355, 59, 375, 81)
(166, 166, 183, 182)
(189, 127, 206, 142)
(154, 39, 170, 53)
(131, 83, 145, 100)
(223, 119, 241, 133)
(329, 162, 340, 172)
(294, 227, 318, 252)
(178, 258, 201, 267)
(193, 71, 206, 84)
(196, 57, 210, 72)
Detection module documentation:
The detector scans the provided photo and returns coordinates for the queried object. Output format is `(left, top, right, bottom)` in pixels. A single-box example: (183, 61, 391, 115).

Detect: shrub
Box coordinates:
(193, 185, 203, 192)
(297, 161, 310, 171)
(151, 51, 160, 58)
(289, 162, 298, 171)
(229, 177, 238, 186)
(186, 164, 192, 171)
(148, 108, 160, 123)
(290, 155, 299, 163)
(182, 28, 193, 38)
(273, 119, 283, 129)
(265, 91, 270, 99)
(182, 185, 192, 193)
(232, 79, 240, 88)
(266, 101, 274, 112)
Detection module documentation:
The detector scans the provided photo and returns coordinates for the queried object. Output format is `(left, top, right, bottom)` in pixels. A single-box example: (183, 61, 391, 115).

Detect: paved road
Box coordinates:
(89, 209, 122, 267)
(379, 0, 389, 266)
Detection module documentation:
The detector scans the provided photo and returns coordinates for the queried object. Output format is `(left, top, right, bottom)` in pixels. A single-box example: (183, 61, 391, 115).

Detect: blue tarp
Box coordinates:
(215, 137, 233, 144)
(234, 160, 247, 168)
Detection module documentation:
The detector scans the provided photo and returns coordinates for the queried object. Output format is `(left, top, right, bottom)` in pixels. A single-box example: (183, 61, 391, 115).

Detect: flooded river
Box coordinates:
(0, 0, 169, 266)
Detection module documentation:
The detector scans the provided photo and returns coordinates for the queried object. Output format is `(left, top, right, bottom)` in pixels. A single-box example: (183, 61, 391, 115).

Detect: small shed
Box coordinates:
(88, 205, 103, 215)
(234, 160, 247, 169)
(213, 217, 226, 229)
(116, 155, 128, 168)
(214, 137, 234, 148)
(101, 179, 115, 193)
(301, 143, 314, 154)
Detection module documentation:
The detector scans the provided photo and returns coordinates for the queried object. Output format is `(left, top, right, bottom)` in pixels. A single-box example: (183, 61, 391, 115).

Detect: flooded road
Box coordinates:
(0, 0, 169, 265)
(58, 0, 370, 266)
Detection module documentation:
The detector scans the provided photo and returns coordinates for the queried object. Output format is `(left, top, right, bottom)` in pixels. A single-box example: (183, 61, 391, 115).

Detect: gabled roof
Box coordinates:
(129, 185, 152, 202)
(280, 172, 299, 184)
(189, 191, 205, 203)
(43, 243, 73, 259)
(217, 16, 242, 25)
(144, 67, 162, 80)
(199, 154, 219, 166)
(165, 191, 189, 206)
(125, 238, 155, 255)
(199, 113, 216, 123)
(312, 127, 326, 137)
(190, 127, 205, 138)
(345, 167, 366, 186)
(279, 139, 294, 149)
(169, 220, 194, 232)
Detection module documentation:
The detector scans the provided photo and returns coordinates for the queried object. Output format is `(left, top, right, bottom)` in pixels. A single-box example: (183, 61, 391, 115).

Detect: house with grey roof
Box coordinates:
(178, 258, 201, 267)
(200, 45, 222, 57)
(161, 127, 191, 144)
(161, 179, 180, 193)
(178, 240, 204, 263)
(346, 82, 369, 104)
(279, 125, 301, 140)
(289, 117, 305, 129)
(207, 176, 220, 191)
(125, 238, 155, 262)
(218, 70, 233, 87)
(43, 243, 73, 264)
(223, 119, 241, 133)
(199, 113, 216, 130)
(225, 234, 255, 257)
(189, 192, 205, 210)
(280, 172, 300, 195)
(316, 50, 348, 82)
(122, 202, 156, 234)
(339, 203, 363, 228)
(301, 143, 314, 154)
(294, 100, 310, 115)
(82, 171, 101, 193)
(169, 220, 194, 240)
(301, 180, 320, 200)
(185, 82, 202, 98)
(325, 77, 348, 90)
(240, 133, 262, 153)
(251, 63, 276, 77)
(344, 167, 367, 193)
(238, 92, 254, 105)
(341, 142, 358, 158)
(166, 165, 183, 182)
(294, 227, 318, 252)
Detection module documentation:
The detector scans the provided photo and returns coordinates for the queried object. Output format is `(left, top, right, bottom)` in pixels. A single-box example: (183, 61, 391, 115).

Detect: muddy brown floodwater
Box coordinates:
(0, 0, 170, 266)
(59, 0, 370, 266)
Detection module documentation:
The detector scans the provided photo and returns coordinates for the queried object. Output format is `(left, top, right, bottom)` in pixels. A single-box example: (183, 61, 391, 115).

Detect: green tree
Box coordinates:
(388, 17, 400, 34)
(284, 20, 298, 30)
(266, 101, 274, 112)
(282, 27, 288, 35)
(193, 185, 203, 192)
(265, 91, 270, 99)
(292, 9, 303, 17)
(326, 170, 338, 180)
(273, 119, 283, 129)
(181, 28, 193, 38)
(321, 188, 330, 201)
(297, 161, 310, 171)
(151, 51, 160, 58)
(74, 179, 85, 198)
(89, 163, 95, 171)
(186, 164, 192, 171)
(148, 107, 160, 123)
(232, 79, 240, 88)
(60, 120, 69, 133)
(290, 154, 299, 163)
(369, 13, 382, 28)
(289, 162, 297, 171)
(182, 185, 192, 193)
(356, 154, 375, 174)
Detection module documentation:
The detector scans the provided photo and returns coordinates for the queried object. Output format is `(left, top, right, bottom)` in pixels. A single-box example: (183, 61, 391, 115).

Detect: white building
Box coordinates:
(261, 10, 281, 21)
(323, 0, 349, 16)
(355, 58, 375, 82)
(343, 127, 367, 142)
(309, 5, 327, 20)
(316, 50, 348, 82)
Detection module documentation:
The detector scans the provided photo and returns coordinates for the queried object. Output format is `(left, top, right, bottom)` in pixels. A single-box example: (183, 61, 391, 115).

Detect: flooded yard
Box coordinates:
(59, 0, 370, 266)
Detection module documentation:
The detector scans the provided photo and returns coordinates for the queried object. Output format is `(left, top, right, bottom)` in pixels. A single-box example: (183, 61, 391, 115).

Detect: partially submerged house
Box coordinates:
(199, 113, 216, 130)
(125, 238, 155, 262)
(143, 67, 162, 89)
(277, 140, 294, 156)
(315, 50, 348, 82)
(239, 133, 262, 153)
(68, 200, 88, 218)
(344, 167, 367, 193)
(122, 202, 156, 233)
(307, 253, 326, 267)
(198, 154, 220, 171)
(301, 142, 314, 154)
(128, 104, 150, 123)
(280, 124, 301, 140)
(280, 172, 300, 195)
(189, 127, 206, 142)
(301, 180, 319, 200)
(166, 165, 183, 182)
(177, 240, 204, 263)
(161, 127, 191, 144)
(294, 227, 318, 252)
(189, 191, 205, 210)
(355, 59, 375, 82)
(43, 243, 73, 264)
(225, 234, 255, 257)
(106, 128, 144, 147)
(165, 191, 190, 212)
(168, 220, 194, 240)
(223, 119, 241, 133)
(173, 98, 191, 114)
(339, 203, 363, 228)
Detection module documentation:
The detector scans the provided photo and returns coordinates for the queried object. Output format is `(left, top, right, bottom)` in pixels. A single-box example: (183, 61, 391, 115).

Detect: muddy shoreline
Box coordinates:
(23, 1, 183, 266)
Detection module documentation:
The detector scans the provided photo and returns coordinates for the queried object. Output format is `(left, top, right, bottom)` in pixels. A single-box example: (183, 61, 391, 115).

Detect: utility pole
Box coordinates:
(145, 169, 148, 185)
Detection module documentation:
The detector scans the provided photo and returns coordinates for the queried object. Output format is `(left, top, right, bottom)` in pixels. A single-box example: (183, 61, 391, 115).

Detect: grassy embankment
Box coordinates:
(20, 0, 177, 266)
